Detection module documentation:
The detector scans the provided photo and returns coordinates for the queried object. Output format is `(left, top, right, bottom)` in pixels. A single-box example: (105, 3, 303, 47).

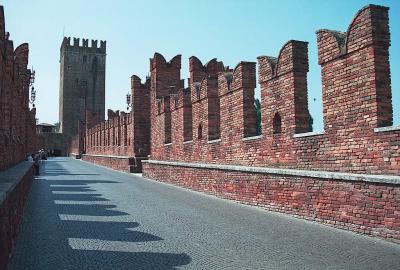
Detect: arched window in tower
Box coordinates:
(198, 123, 203, 139)
(273, 112, 282, 134)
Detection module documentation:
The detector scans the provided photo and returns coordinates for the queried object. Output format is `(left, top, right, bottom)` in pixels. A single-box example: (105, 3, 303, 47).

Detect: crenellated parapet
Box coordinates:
(86, 111, 103, 130)
(107, 109, 118, 119)
(131, 75, 149, 90)
(191, 76, 218, 102)
(14, 44, 29, 76)
(0, 5, 38, 170)
(150, 53, 181, 70)
(258, 40, 310, 135)
(77, 4, 399, 175)
(61, 4, 400, 242)
(140, 4, 400, 243)
(170, 88, 189, 110)
(317, 4, 392, 129)
(150, 53, 182, 98)
(145, 4, 399, 175)
(61, 36, 106, 53)
(83, 72, 151, 158)
(189, 56, 224, 87)
(230, 62, 256, 91)
(316, 5, 389, 65)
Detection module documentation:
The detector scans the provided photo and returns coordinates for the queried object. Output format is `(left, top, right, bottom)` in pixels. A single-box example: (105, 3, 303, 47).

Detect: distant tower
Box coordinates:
(59, 37, 106, 138)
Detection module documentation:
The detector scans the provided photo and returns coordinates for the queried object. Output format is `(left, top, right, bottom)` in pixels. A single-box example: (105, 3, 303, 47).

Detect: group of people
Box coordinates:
(25, 149, 48, 175)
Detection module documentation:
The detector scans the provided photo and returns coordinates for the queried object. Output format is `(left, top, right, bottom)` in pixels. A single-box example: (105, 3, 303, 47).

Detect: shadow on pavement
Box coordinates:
(8, 159, 191, 270)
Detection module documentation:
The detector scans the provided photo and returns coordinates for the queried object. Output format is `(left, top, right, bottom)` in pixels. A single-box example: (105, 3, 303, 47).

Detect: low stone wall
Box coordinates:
(0, 162, 34, 270)
(82, 154, 147, 173)
(142, 160, 400, 243)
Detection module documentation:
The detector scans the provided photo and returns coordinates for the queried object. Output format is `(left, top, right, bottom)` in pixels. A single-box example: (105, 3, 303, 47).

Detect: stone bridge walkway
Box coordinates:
(8, 158, 400, 269)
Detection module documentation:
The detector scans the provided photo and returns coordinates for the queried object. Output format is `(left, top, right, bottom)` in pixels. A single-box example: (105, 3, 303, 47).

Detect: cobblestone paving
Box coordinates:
(8, 157, 400, 270)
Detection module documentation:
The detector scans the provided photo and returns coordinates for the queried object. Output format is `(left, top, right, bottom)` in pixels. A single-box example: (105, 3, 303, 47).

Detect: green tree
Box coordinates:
(254, 99, 262, 135)
(308, 112, 313, 132)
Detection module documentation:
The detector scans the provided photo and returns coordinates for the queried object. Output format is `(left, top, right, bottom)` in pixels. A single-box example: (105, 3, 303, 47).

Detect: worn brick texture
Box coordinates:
(147, 5, 399, 175)
(68, 75, 151, 171)
(83, 75, 150, 157)
(68, 4, 399, 240)
(70, 6, 398, 171)
(143, 163, 400, 242)
(140, 4, 400, 242)
(0, 6, 38, 170)
(81, 154, 144, 173)
(0, 165, 34, 270)
(0, 6, 37, 268)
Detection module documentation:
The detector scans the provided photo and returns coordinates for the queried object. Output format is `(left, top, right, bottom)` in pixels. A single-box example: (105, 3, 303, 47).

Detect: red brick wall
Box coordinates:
(0, 164, 34, 269)
(0, 6, 38, 171)
(147, 5, 399, 175)
(73, 75, 151, 161)
(143, 162, 400, 242)
(82, 154, 145, 173)
(131, 75, 151, 156)
(69, 5, 398, 176)
(142, 4, 399, 242)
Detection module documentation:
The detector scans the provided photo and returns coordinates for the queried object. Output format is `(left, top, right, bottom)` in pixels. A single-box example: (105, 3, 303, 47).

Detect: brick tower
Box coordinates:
(59, 37, 106, 138)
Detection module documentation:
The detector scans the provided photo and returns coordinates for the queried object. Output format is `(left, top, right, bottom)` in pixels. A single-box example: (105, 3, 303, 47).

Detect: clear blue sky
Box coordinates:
(2, 0, 399, 131)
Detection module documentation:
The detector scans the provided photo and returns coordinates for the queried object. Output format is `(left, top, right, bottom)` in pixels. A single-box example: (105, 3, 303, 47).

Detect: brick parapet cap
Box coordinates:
(293, 131, 325, 138)
(207, 138, 221, 144)
(142, 160, 400, 185)
(150, 52, 181, 70)
(316, 4, 389, 64)
(374, 125, 400, 133)
(242, 134, 263, 141)
(82, 153, 142, 159)
(257, 40, 308, 82)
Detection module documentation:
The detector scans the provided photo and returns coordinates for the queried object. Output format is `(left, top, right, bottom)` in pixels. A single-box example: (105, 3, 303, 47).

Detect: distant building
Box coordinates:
(36, 123, 57, 133)
(59, 37, 106, 138)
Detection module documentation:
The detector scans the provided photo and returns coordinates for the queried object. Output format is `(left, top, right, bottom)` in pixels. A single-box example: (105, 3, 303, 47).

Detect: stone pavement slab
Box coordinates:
(8, 157, 400, 270)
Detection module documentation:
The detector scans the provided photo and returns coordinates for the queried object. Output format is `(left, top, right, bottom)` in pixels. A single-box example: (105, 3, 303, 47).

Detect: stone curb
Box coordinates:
(142, 160, 400, 185)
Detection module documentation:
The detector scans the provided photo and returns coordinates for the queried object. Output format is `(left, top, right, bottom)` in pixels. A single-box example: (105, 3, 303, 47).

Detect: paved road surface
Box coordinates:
(8, 157, 400, 269)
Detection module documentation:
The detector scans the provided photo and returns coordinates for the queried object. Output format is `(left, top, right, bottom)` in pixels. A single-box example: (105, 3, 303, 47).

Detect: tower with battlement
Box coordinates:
(59, 37, 106, 138)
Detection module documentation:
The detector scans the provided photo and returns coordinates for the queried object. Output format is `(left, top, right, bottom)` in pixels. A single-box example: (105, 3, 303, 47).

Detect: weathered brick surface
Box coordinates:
(0, 6, 38, 170)
(143, 162, 400, 242)
(68, 75, 151, 171)
(67, 4, 399, 240)
(0, 163, 34, 270)
(139, 4, 400, 242)
(82, 76, 150, 158)
(0, 6, 37, 268)
(146, 5, 399, 175)
(81, 154, 143, 173)
(71, 5, 398, 175)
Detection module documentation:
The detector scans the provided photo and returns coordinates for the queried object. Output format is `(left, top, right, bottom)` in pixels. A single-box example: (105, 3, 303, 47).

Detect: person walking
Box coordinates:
(33, 153, 40, 175)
